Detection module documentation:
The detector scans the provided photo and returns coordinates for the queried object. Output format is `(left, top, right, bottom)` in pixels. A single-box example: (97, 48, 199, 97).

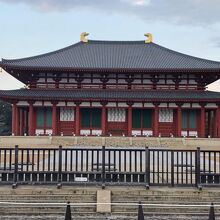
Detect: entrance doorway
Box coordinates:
(80, 108, 101, 135)
(35, 108, 52, 135)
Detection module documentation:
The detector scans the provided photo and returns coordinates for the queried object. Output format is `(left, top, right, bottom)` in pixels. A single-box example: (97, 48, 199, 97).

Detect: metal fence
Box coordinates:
(0, 146, 219, 187)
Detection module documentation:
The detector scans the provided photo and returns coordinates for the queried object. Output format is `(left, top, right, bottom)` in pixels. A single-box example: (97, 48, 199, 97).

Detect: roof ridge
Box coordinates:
(88, 40, 145, 44)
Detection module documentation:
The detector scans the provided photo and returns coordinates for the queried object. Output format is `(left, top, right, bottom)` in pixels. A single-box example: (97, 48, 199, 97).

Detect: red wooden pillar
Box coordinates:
(208, 111, 212, 137)
(12, 102, 17, 135)
(153, 103, 159, 137)
(15, 107, 19, 136)
(19, 109, 24, 136)
(177, 104, 182, 137)
(127, 102, 133, 137)
(217, 105, 220, 138)
(75, 102, 81, 136)
(52, 102, 57, 136)
(28, 102, 34, 136)
(24, 109, 28, 135)
(101, 101, 107, 136)
(200, 104, 205, 138)
(213, 109, 217, 138)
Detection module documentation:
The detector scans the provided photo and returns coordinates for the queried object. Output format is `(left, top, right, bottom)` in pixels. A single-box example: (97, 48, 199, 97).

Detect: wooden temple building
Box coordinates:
(1, 33, 220, 138)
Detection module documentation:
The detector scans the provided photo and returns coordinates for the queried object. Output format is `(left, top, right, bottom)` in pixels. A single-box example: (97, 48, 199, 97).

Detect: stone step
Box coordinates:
(1, 197, 218, 204)
(111, 189, 220, 196)
(0, 213, 218, 220)
(0, 215, 218, 219)
(112, 212, 220, 218)
(112, 206, 220, 213)
(1, 194, 218, 198)
(0, 207, 96, 215)
(1, 200, 218, 205)
(0, 216, 126, 220)
(0, 195, 96, 201)
(0, 218, 214, 220)
(0, 190, 97, 195)
(112, 197, 220, 202)
(0, 204, 217, 214)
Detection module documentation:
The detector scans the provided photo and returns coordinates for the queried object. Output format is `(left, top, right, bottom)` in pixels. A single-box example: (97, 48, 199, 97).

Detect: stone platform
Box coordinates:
(0, 136, 220, 150)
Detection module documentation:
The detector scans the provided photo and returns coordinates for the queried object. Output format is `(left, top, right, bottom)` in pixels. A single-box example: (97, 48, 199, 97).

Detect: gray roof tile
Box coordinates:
(1, 41, 220, 70)
(0, 89, 220, 102)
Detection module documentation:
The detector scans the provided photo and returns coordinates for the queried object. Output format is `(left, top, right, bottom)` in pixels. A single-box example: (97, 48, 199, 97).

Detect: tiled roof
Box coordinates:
(1, 40, 220, 71)
(0, 89, 220, 102)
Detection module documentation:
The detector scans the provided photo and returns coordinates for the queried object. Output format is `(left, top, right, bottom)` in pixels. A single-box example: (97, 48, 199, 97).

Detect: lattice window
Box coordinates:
(108, 108, 126, 122)
(60, 107, 74, 121)
(159, 109, 173, 122)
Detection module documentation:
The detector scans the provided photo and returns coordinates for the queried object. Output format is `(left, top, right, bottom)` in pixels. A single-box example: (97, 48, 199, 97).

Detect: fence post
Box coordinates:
(102, 146, 106, 189)
(171, 151, 174, 187)
(145, 147, 150, 189)
(12, 145, 19, 189)
(57, 145, 62, 189)
(196, 147, 201, 189)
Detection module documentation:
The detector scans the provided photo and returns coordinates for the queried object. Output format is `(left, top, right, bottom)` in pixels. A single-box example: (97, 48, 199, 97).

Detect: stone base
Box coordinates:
(0, 136, 220, 150)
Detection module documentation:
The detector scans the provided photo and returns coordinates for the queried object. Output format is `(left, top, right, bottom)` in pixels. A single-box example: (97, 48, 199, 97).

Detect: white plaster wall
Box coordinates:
(33, 101, 43, 106)
(81, 102, 91, 107)
(118, 102, 128, 107)
(17, 101, 29, 106)
(67, 102, 76, 107)
(144, 103, 154, 108)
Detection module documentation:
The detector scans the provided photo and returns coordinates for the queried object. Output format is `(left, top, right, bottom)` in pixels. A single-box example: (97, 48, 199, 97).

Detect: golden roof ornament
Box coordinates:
(144, 33, 153, 43)
(80, 32, 89, 43)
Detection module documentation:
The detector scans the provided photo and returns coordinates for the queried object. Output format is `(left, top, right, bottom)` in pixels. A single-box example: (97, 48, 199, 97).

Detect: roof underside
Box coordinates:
(1, 40, 220, 71)
(1, 89, 220, 102)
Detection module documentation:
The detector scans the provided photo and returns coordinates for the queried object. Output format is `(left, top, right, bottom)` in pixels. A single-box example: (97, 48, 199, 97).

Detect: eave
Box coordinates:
(1, 64, 220, 85)
(3, 64, 220, 73)
(1, 89, 220, 104)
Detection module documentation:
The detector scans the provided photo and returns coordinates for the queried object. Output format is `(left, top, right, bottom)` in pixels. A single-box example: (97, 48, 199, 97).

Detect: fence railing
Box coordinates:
(0, 146, 219, 187)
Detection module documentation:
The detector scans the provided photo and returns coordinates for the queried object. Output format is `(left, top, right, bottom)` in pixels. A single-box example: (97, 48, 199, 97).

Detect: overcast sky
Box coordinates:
(0, 0, 220, 91)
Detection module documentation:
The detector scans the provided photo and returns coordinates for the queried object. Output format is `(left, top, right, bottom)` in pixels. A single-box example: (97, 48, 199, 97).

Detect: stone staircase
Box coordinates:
(0, 186, 97, 219)
(0, 186, 219, 219)
(111, 187, 220, 219)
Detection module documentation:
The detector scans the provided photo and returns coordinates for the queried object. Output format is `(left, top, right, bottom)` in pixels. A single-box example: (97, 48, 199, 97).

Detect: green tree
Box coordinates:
(0, 100, 11, 135)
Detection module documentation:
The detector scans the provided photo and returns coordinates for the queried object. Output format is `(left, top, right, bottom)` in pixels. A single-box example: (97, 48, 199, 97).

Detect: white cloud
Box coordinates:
(122, 0, 151, 6)
(1, 0, 220, 26)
